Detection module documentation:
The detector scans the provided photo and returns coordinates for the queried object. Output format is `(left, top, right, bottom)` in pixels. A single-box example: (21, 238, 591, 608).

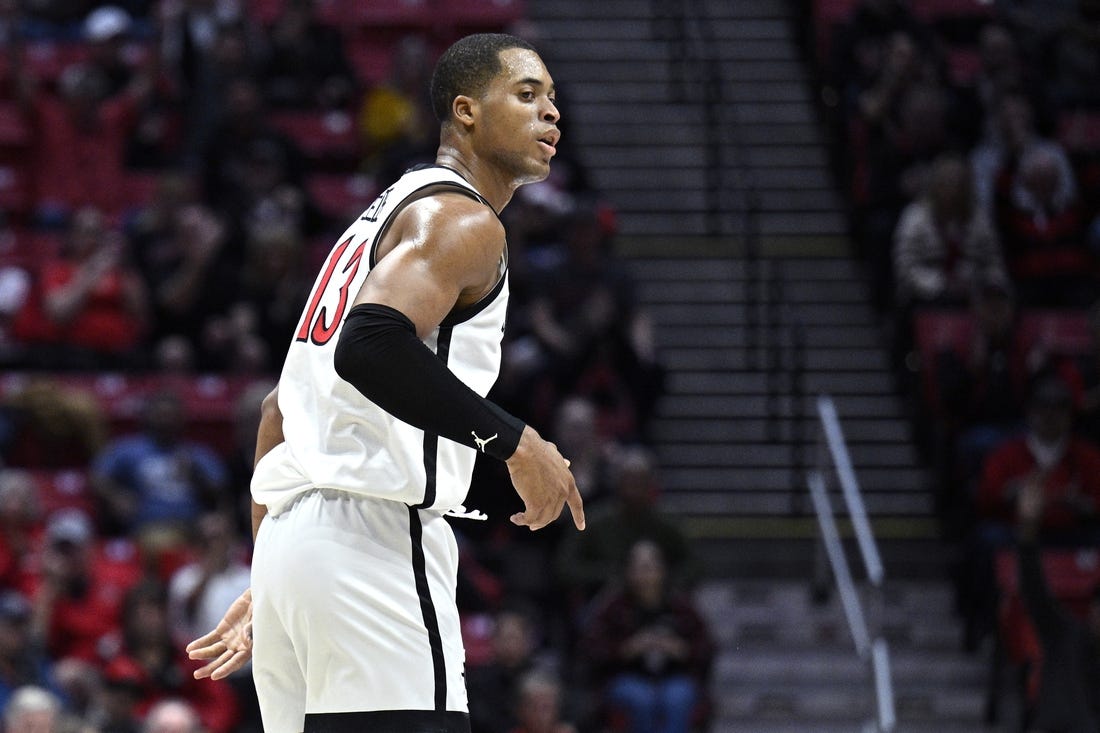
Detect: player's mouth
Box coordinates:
(537, 130, 559, 156)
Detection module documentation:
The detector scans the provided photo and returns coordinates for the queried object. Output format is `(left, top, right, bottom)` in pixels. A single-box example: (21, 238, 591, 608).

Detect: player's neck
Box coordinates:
(434, 147, 515, 213)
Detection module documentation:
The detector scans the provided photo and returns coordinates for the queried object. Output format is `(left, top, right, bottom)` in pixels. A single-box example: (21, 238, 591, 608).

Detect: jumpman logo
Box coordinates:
(471, 431, 498, 453)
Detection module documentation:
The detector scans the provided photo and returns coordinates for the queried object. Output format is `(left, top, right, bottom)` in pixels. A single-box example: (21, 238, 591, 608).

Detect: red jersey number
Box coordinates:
(295, 236, 367, 345)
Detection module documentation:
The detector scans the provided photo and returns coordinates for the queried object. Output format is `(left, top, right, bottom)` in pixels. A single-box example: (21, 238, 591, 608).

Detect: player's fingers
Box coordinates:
(193, 648, 233, 679)
(210, 649, 251, 680)
(566, 484, 586, 530)
(564, 458, 571, 468)
(185, 631, 221, 654)
(187, 639, 226, 660)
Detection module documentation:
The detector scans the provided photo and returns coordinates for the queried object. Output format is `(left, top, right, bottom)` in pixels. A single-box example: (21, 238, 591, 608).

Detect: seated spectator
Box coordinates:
(84, 657, 143, 733)
(528, 208, 664, 440)
(995, 144, 1098, 307)
(958, 23, 1052, 150)
(29, 509, 142, 664)
(0, 379, 106, 468)
(555, 448, 696, 612)
(14, 207, 149, 369)
(1012, 478, 1100, 732)
(468, 605, 552, 733)
(0, 471, 43, 595)
(976, 377, 1100, 537)
(827, 0, 933, 121)
(14, 57, 154, 222)
(0, 591, 60, 715)
(201, 76, 305, 224)
(1049, 0, 1100, 110)
(934, 279, 1033, 495)
(166, 513, 251, 650)
(550, 396, 617, 503)
(510, 670, 577, 733)
(92, 391, 230, 540)
(83, 6, 137, 99)
(971, 92, 1076, 216)
(100, 581, 239, 733)
(259, 0, 354, 110)
(143, 698, 203, 733)
(893, 153, 1007, 308)
(2, 685, 63, 733)
(200, 221, 311, 373)
(356, 34, 437, 181)
(1061, 300, 1100, 445)
(580, 541, 714, 733)
(126, 181, 236, 369)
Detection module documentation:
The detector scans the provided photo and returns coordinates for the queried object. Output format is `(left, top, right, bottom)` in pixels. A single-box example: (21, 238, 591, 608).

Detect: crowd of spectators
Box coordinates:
(0, 2, 709, 733)
(822, 0, 1100, 727)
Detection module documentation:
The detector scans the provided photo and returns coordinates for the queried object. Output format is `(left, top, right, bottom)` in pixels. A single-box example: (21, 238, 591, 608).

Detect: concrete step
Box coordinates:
(533, 0, 791, 19)
(655, 442, 919, 469)
(661, 464, 929, 492)
(647, 302, 876, 327)
(616, 210, 848, 237)
(666, 369, 894, 394)
(551, 59, 807, 83)
(662, 490, 935, 517)
(639, 278, 869, 303)
(628, 258, 863, 281)
(650, 418, 912, 444)
(660, 347, 890, 373)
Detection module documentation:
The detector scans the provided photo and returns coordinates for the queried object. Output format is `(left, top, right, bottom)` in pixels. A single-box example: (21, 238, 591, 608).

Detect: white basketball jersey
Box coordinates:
(252, 166, 509, 516)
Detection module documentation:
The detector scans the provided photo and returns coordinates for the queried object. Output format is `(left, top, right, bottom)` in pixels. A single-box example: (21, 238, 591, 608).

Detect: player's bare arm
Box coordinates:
(187, 386, 282, 680)
(340, 194, 584, 531)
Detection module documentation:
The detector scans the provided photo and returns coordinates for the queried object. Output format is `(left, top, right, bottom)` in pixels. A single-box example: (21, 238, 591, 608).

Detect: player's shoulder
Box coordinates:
(402, 188, 504, 244)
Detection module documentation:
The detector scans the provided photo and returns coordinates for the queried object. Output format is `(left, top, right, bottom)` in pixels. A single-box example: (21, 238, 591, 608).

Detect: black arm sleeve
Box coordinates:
(333, 303, 525, 461)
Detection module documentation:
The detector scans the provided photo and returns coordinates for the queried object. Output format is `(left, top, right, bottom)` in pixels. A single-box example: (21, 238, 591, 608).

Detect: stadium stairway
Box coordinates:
(529, 1, 996, 730)
(529, 0, 945, 575)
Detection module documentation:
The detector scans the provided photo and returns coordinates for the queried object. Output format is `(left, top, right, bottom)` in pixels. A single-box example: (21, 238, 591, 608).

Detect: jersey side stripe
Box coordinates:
(407, 507, 448, 711)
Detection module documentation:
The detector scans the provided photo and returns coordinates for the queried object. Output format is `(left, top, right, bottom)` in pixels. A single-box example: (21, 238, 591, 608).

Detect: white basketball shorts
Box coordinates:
(250, 488, 470, 733)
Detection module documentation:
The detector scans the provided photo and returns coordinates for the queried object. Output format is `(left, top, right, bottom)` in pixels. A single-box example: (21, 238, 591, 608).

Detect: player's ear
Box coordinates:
(452, 95, 476, 128)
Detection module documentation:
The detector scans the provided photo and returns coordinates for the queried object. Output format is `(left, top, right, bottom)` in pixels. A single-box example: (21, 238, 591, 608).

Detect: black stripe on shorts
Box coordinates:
(407, 506, 447, 711)
(304, 710, 470, 733)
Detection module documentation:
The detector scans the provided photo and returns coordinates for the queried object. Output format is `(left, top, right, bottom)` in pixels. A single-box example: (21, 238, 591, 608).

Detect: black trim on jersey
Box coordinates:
(407, 507, 448, 712)
(304, 710, 470, 733)
(364, 168, 509, 326)
(439, 265, 507, 328)
(415, 325, 452, 509)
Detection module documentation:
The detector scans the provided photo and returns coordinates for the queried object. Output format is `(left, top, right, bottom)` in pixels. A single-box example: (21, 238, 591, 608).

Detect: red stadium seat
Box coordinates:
(435, 0, 526, 28)
(910, 0, 994, 22)
(0, 102, 32, 149)
(1018, 310, 1093, 359)
(913, 308, 974, 408)
(306, 173, 380, 222)
(30, 469, 96, 515)
(270, 110, 361, 168)
(1058, 110, 1100, 153)
(348, 0, 434, 28)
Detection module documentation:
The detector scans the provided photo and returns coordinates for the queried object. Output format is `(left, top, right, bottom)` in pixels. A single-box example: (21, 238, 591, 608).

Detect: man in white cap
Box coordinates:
(83, 5, 134, 98)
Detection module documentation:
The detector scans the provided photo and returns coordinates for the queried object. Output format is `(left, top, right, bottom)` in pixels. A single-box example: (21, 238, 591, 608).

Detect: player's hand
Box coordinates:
(506, 426, 585, 531)
(186, 588, 253, 680)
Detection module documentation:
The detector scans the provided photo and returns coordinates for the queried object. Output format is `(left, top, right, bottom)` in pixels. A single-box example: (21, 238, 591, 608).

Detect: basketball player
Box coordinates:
(184, 33, 585, 733)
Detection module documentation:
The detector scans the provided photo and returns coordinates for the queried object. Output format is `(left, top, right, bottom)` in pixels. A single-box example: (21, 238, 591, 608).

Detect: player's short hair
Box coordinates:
(430, 33, 537, 122)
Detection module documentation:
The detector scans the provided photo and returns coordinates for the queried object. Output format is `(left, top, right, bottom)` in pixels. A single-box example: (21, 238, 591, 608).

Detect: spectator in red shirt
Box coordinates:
(16, 60, 153, 223)
(0, 470, 43, 597)
(99, 581, 239, 733)
(995, 144, 1099, 307)
(977, 377, 1100, 535)
(16, 207, 149, 369)
(28, 509, 142, 664)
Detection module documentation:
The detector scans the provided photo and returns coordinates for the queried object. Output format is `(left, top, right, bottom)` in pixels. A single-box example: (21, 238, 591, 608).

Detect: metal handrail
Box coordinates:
(809, 394, 896, 732)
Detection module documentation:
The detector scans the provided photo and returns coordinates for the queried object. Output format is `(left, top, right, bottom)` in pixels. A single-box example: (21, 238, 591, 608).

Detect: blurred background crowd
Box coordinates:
(2, 0, 1100, 730)
(0, 2, 715, 733)
(817, 0, 1100, 728)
